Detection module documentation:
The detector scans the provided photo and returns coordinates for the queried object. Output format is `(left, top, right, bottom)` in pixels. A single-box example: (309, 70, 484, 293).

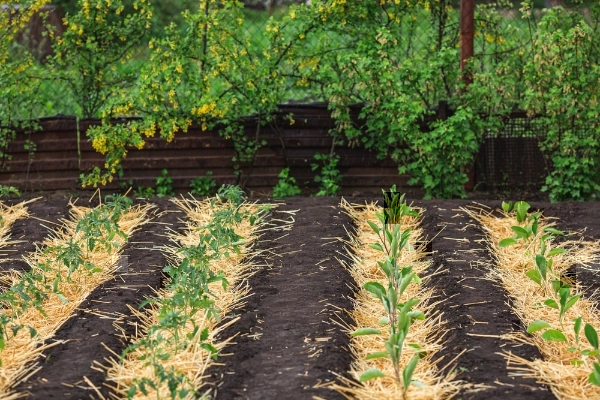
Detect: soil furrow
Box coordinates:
(1, 199, 67, 275)
(208, 197, 355, 400)
(418, 201, 552, 400)
(542, 202, 600, 301)
(16, 198, 183, 399)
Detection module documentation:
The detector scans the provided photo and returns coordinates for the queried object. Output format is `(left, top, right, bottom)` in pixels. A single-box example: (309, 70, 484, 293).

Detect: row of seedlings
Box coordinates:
(336, 190, 462, 399)
(104, 186, 273, 399)
(0, 195, 151, 399)
(471, 201, 600, 398)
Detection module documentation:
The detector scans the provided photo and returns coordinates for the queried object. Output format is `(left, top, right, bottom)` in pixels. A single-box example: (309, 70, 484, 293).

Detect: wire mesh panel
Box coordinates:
(475, 114, 549, 192)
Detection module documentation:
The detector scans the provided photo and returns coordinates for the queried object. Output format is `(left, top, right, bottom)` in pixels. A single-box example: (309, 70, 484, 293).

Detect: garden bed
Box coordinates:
(0, 194, 598, 399)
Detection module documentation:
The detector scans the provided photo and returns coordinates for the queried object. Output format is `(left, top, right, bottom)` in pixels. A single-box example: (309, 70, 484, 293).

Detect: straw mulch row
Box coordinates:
(103, 196, 275, 399)
(333, 199, 462, 399)
(0, 200, 34, 251)
(0, 200, 152, 400)
(470, 205, 600, 399)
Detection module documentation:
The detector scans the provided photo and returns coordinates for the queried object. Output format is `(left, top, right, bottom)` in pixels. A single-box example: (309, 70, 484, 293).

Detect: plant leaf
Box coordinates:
(585, 324, 599, 350)
(563, 295, 580, 314)
(544, 299, 559, 310)
(369, 242, 384, 252)
(352, 327, 381, 337)
(541, 329, 567, 342)
(527, 320, 551, 334)
(499, 238, 517, 248)
(543, 227, 564, 236)
(511, 226, 529, 240)
(547, 248, 566, 257)
(526, 269, 542, 285)
(359, 368, 385, 382)
(365, 351, 389, 360)
(367, 220, 380, 234)
(589, 362, 600, 386)
(364, 282, 386, 299)
(402, 353, 422, 390)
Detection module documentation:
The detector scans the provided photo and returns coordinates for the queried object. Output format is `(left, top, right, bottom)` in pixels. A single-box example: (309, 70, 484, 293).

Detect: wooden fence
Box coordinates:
(0, 104, 412, 196)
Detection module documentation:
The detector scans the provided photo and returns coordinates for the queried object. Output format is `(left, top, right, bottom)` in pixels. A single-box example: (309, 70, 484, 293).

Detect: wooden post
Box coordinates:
(460, 0, 474, 87)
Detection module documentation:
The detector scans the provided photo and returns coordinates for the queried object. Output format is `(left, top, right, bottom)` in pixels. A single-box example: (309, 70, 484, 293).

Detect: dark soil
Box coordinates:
(206, 197, 355, 400)
(0, 194, 597, 399)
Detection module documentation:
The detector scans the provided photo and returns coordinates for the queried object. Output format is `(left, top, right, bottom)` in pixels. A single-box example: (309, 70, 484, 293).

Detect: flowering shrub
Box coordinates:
(82, 0, 314, 187)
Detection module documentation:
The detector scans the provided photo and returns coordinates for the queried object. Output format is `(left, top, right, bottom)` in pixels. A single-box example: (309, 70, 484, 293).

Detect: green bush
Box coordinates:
(272, 167, 301, 198)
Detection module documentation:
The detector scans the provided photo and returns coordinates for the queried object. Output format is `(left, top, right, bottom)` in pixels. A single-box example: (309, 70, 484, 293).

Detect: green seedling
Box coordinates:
(500, 200, 600, 385)
(272, 167, 301, 198)
(123, 186, 268, 398)
(190, 171, 217, 197)
(352, 185, 425, 397)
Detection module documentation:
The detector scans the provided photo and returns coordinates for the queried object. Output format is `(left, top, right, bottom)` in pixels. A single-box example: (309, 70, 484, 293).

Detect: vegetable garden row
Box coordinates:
(0, 189, 597, 399)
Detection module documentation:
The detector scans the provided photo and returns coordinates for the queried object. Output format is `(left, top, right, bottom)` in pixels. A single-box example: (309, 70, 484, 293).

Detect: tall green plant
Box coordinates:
(352, 187, 425, 396)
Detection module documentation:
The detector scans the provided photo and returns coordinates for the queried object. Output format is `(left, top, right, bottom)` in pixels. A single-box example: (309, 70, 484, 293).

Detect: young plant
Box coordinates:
(189, 171, 217, 196)
(499, 200, 600, 386)
(156, 169, 174, 197)
(311, 152, 342, 196)
(272, 167, 301, 198)
(351, 186, 425, 396)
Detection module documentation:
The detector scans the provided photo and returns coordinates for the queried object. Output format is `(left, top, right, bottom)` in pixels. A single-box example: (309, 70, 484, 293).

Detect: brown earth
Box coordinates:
(0, 194, 596, 399)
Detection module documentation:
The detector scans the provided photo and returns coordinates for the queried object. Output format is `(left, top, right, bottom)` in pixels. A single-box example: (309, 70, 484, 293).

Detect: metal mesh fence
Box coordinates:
(475, 115, 549, 192)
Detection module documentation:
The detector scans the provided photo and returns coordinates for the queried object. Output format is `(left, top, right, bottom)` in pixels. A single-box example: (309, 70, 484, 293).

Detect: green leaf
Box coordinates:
(351, 327, 381, 337)
(589, 363, 600, 386)
(543, 227, 564, 236)
(526, 269, 542, 285)
(365, 351, 389, 360)
(501, 201, 512, 213)
(511, 226, 529, 240)
(541, 329, 567, 342)
(585, 324, 599, 350)
(367, 220, 381, 235)
(547, 248, 566, 257)
(544, 299, 559, 310)
(527, 320, 551, 334)
(499, 238, 517, 248)
(364, 282, 386, 299)
(536, 254, 548, 280)
(402, 353, 422, 390)
(359, 368, 386, 382)
(563, 295, 580, 314)
(574, 317, 582, 339)
(369, 242, 384, 252)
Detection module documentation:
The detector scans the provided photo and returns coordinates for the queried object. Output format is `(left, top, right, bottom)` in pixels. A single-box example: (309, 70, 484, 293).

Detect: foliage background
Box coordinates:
(2, 0, 600, 200)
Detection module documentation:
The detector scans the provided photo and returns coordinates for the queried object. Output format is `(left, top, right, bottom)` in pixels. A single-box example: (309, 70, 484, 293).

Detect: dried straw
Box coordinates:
(104, 197, 276, 399)
(468, 206, 600, 399)
(0, 202, 152, 399)
(333, 199, 463, 399)
(0, 199, 37, 251)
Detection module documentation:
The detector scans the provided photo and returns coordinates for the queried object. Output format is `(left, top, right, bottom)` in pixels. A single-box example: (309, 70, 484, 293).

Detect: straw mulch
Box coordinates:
(0, 201, 152, 400)
(104, 197, 275, 399)
(468, 206, 600, 400)
(332, 199, 463, 400)
(0, 199, 37, 251)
